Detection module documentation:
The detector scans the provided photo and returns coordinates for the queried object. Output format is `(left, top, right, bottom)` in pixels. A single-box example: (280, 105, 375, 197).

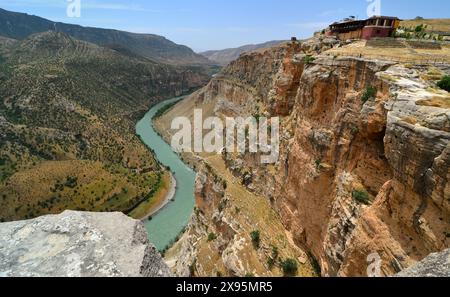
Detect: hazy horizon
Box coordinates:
(1, 0, 449, 52)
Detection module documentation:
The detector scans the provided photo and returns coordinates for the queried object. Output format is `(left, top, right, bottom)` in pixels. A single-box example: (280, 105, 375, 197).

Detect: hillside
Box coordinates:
(400, 18, 450, 33)
(0, 31, 208, 222)
(200, 40, 286, 65)
(0, 8, 211, 66)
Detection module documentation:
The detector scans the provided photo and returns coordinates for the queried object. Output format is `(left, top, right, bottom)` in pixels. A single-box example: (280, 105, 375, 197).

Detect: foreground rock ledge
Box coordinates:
(396, 249, 450, 277)
(0, 210, 170, 277)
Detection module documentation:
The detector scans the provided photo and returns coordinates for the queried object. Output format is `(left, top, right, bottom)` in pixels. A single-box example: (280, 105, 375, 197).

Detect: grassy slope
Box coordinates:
(400, 19, 450, 32)
(0, 31, 207, 222)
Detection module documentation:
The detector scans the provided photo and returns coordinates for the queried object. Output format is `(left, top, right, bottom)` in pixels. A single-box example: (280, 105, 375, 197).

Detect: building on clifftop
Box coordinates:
(326, 16, 401, 40)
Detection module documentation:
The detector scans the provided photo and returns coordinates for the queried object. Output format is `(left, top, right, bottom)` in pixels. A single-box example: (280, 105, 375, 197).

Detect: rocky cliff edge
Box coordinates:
(0, 210, 170, 277)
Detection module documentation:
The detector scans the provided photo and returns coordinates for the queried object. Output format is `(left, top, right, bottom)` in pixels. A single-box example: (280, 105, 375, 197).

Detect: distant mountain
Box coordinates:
(0, 8, 211, 66)
(201, 40, 287, 65)
(0, 31, 208, 221)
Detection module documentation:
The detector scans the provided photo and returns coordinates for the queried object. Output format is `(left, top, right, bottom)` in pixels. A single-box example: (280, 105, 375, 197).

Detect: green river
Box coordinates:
(136, 96, 196, 252)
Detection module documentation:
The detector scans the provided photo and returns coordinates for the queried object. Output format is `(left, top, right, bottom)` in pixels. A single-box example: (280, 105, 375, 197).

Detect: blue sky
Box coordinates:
(0, 0, 449, 51)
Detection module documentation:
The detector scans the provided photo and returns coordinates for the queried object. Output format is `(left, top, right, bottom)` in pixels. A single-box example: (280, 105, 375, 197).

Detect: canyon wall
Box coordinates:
(169, 38, 449, 276)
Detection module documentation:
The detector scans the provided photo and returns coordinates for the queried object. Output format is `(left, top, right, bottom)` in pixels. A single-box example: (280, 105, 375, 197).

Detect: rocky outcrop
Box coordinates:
(0, 210, 170, 277)
(396, 248, 450, 277)
(175, 37, 450, 276)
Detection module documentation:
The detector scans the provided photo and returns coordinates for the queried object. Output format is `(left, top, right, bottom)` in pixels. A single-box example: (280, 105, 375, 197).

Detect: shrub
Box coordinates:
(271, 245, 279, 259)
(281, 258, 298, 276)
(64, 176, 78, 188)
(267, 245, 279, 269)
(415, 24, 425, 33)
(308, 252, 322, 276)
(352, 190, 370, 205)
(437, 75, 450, 92)
(315, 159, 322, 169)
(207, 232, 217, 242)
(267, 257, 275, 269)
(250, 230, 261, 248)
(303, 55, 315, 65)
(361, 87, 377, 103)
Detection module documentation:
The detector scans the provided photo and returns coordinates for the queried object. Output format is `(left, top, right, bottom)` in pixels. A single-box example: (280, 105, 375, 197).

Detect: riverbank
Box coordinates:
(139, 172, 177, 221)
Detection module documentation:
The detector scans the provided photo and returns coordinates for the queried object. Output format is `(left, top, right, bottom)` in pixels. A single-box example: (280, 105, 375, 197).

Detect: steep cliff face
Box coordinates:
(164, 38, 449, 276)
(164, 157, 314, 277)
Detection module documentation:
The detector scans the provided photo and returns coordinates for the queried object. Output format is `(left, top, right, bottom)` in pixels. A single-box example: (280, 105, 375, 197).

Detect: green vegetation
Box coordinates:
(303, 55, 316, 65)
(267, 245, 279, 269)
(315, 159, 322, 170)
(153, 99, 183, 119)
(0, 8, 212, 65)
(361, 87, 377, 103)
(207, 232, 217, 242)
(281, 258, 298, 276)
(307, 252, 322, 276)
(64, 176, 78, 189)
(352, 190, 370, 205)
(250, 230, 261, 248)
(437, 75, 450, 92)
(415, 24, 425, 33)
(395, 22, 446, 40)
(0, 31, 207, 221)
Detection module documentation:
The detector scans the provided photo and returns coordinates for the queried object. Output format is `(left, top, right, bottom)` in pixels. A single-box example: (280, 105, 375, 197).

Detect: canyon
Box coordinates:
(0, 6, 448, 277)
(156, 36, 450, 276)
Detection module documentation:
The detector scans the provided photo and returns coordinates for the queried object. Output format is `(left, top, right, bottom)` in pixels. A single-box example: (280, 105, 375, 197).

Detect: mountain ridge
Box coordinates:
(200, 40, 287, 65)
(0, 7, 211, 66)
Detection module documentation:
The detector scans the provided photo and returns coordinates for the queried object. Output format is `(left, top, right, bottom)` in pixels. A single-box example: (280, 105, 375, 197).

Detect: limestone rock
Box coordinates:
(0, 210, 170, 277)
(396, 249, 450, 277)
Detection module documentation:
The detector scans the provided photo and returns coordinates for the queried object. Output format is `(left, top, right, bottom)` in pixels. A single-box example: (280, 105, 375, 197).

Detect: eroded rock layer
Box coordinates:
(167, 38, 449, 276)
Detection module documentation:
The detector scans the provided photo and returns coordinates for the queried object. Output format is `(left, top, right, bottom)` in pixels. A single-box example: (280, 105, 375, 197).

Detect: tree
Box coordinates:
(207, 232, 217, 242)
(352, 190, 370, 205)
(361, 87, 377, 103)
(437, 75, 450, 92)
(303, 55, 315, 65)
(250, 230, 260, 248)
(281, 258, 298, 276)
